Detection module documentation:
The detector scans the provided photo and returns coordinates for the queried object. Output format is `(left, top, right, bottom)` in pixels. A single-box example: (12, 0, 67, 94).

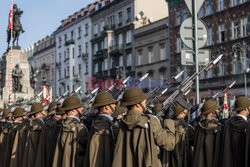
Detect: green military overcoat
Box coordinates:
(112, 110, 175, 167)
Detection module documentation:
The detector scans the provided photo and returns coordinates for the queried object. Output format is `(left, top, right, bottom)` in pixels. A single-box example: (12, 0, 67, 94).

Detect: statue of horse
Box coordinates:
(7, 4, 24, 49)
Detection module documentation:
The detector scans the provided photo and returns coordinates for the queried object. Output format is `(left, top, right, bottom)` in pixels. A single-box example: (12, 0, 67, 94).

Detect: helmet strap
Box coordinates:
(139, 103, 146, 113)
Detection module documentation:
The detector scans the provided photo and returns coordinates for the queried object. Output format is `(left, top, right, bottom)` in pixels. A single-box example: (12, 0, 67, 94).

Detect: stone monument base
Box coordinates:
(0, 49, 34, 108)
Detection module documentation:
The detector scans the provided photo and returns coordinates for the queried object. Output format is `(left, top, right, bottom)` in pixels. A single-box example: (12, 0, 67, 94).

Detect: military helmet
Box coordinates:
(1, 108, 12, 119)
(152, 103, 162, 114)
(174, 103, 186, 116)
(201, 100, 219, 115)
(30, 103, 44, 115)
(61, 96, 84, 112)
(47, 102, 60, 113)
(56, 107, 65, 115)
(12, 107, 26, 118)
(233, 96, 250, 112)
(120, 88, 148, 107)
(92, 92, 116, 108)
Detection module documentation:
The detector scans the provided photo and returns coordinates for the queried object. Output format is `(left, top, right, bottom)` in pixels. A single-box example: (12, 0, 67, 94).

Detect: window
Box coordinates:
(58, 69, 61, 79)
(177, 37, 182, 52)
(118, 11, 123, 25)
(220, 62, 225, 76)
(201, 71, 206, 79)
(73, 66, 75, 76)
(148, 77, 154, 90)
(219, 24, 225, 42)
(208, 28, 213, 46)
(85, 62, 88, 74)
(126, 30, 132, 43)
(233, 21, 239, 39)
(208, 69, 213, 78)
(127, 53, 132, 66)
(119, 34, 123, 46)
(94, 24, 98, 35)
(101, 40, 104, 50)
(160, 46, 166, 60)
(183, 8, 188, 20)
(110, 35, 114, 47)
(138, 54, 142, 65)
(67, 66, 69, 77)
(95, 63, 98, 73)
(94, 43, 98, 54)
(234, 60, 240, 74)
(200, 5, 205, 18)
(104, 37, 108, 49)
(206, 0, 212, 15)
(148, 48, 153, 63)
(177, 10, 182, 25)
(241, 17, 248, 37)
(64, 69, 66, 78)
(104, 59, 108, 70)
(78, 45, 81, 57)
(58, 53, 61, 62)
(177, 67, 182, 82)
(184, 66, 188, 78)
(160, 74, 165, 85)
(242, 0, 247, 3)
(219, 0, 224, 11)
(101, 21, 105, 31)
(58, 37, 62, 47)
(119, 56, 123, 66)
(78, 27, 81, 39)
(78, 64, 81, 75)
(71, 31, 74, 40)
(72, 48, 75, 59)
(85, 42, 88, 54)
(67, 48, 69, 59)
(85, 23, 89, 36)
(232, 0, 238, 6)
(127, 7, 132, 21)
(64, 34, 67, 43)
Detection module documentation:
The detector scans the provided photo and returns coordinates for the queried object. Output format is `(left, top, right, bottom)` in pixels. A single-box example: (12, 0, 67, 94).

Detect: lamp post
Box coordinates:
(232, 41, 249, 97)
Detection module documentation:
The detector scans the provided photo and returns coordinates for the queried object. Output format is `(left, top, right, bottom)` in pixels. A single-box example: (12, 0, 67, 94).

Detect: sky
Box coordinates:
(0, 0, 95, 56)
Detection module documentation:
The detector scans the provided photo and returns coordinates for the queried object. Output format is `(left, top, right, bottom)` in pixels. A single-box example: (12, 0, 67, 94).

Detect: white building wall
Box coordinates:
(55, 16, 92, 97)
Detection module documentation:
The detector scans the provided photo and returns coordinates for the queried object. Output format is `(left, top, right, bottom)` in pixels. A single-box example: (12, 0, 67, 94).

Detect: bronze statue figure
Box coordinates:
(12, 64, 24, 92)
(7, 4, 25, 49)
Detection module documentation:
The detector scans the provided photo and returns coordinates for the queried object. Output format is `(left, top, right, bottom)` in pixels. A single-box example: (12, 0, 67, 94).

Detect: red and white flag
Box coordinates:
(8, 9, 13, 29)
(222, 92, 229, 119)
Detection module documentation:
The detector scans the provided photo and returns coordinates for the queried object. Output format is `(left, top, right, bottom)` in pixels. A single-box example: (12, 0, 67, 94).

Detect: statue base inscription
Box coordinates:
(0, 49, 34, 107)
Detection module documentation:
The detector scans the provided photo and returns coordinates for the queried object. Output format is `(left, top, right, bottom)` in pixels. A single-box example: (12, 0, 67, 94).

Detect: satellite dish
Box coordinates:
(136, 14, 141, 20)
(148, 17, 154, 23)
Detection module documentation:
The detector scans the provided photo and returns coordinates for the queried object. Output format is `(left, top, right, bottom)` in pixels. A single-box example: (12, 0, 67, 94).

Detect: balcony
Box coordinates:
(64, 39, 75, 46)
(74, 74, 82, 82)
(110, 45, 124, 56)
(56, 62, 61, 67)
(103, 24, 116, 31)
(82, 53, 88, 60)
(93, 50, 104, 60)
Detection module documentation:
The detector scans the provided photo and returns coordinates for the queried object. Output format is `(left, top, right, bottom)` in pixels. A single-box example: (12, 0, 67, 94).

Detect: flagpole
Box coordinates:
(9, 0, 14, 105)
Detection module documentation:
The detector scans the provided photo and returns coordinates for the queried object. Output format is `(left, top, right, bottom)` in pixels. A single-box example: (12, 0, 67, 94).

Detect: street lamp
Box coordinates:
(232, 41, 249, 97)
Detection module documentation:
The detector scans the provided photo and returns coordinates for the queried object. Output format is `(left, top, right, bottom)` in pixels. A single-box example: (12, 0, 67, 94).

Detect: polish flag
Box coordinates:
(8, 9, 13, 29)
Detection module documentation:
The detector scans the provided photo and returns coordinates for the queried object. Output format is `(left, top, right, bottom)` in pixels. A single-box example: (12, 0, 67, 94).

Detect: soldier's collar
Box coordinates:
(67, 116, 80, 123)
(99, 113, 113, 121)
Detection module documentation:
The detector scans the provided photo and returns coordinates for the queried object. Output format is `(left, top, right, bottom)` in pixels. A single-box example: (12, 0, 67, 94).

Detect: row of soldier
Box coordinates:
(0, 87, 249, 167)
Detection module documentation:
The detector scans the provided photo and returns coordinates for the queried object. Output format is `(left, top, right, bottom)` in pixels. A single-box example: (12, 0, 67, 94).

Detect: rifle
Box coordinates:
(70, 86, 82, 96)
(212, 81, 236, 99)
(156, 54, 223, 118)
(146, 70, 184, 105)
(109, 76, 131, 100)
(55, 90, 69, 102)
(82, 88, 99, 113)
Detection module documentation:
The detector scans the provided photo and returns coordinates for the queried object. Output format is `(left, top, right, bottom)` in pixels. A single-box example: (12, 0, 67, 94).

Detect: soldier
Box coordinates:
(162, 102, 194, 167)
(84, 92, 118, 167)
(3, 107, 26, 167)
(35, 102, 63, 167)
(192, 100, 222, 167)
(220, 96, 250, 167)
(0, 108, 13, 166)
(112, 88, 175, 167)
(52, 96, 88, 167)
(10, 107, 29, 167)
(22, 103, 46, 167)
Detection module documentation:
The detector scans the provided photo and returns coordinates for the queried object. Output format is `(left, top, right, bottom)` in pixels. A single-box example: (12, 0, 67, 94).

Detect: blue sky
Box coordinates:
(0, 0, 95, 55)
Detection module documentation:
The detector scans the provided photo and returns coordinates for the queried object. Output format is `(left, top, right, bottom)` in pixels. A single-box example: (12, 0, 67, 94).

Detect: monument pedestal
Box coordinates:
(0, 49, 34, 107)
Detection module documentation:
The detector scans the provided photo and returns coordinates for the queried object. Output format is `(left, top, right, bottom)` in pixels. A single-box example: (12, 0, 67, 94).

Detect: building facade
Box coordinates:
(167, 0, 250, 99)
(90, 0, 169, 89)
(32, 35, 56, 99)
(54, 6, 92, 97)
(134, 18, 170, 91)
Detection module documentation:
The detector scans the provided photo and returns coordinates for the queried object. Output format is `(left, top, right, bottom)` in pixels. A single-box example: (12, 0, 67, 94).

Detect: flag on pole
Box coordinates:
(8, 9, 13, 29)
(222, 92, 229, 119)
